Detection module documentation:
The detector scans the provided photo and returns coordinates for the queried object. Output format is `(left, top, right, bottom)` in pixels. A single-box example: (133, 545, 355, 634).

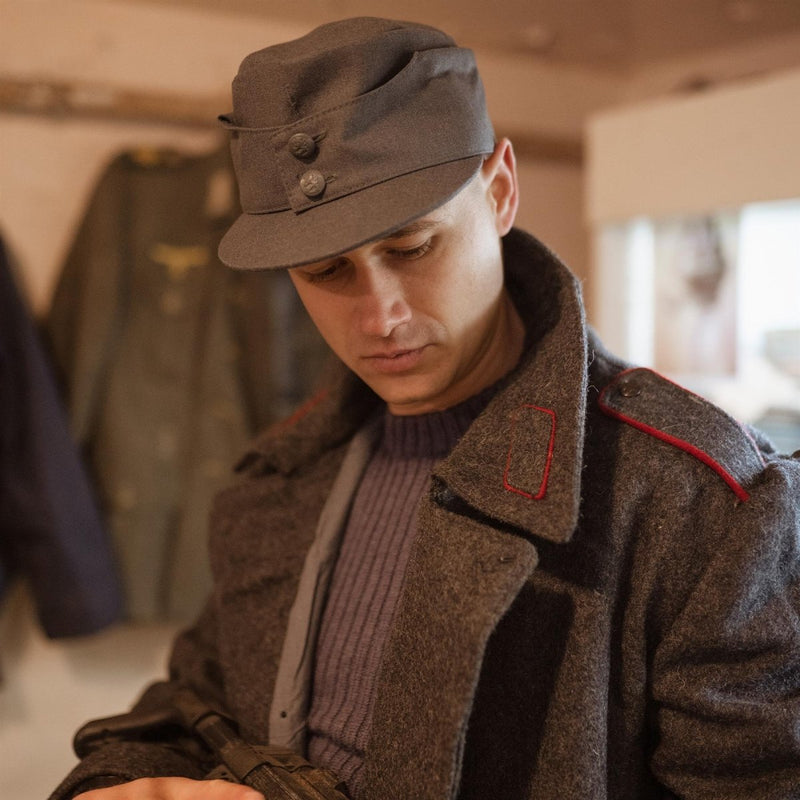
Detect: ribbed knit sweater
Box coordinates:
(307, 389, 495, 796)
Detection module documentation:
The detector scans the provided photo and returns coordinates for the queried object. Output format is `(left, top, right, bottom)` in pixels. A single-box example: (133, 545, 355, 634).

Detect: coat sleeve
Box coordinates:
(48, 600, 225, 799)
(648, 454, 800, 798)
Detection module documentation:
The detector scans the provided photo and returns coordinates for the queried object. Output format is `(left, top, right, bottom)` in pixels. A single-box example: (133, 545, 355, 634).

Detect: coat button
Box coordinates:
(288, 132, 316, 159)
(619, 377, 642, 398)
(299, 169, 326, 198)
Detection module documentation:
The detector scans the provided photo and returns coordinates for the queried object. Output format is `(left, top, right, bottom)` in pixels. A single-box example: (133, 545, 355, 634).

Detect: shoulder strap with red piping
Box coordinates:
(598, 368, 766, 502)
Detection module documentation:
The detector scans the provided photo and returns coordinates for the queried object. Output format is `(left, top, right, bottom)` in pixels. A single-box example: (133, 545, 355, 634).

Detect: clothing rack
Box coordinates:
(0, 75, 583, 163)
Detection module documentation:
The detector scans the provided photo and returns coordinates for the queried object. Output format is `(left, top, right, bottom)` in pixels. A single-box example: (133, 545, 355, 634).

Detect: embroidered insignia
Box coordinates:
(503, 404, 556, 500)
(149, 242, 210, 280)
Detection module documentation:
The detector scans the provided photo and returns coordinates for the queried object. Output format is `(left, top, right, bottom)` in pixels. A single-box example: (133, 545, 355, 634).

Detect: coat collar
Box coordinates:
(435, 228, 588, 544)
(235, 359, 379, 475)
(240, 228, 588, 547)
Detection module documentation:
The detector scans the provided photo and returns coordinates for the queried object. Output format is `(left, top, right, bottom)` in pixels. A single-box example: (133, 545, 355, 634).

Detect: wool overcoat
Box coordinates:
(53, 229, 800, 799)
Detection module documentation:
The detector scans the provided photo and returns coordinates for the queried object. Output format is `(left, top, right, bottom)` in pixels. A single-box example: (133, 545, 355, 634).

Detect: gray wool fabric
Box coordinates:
(50, 228, 800, 800)
(308, 390, 496, 795)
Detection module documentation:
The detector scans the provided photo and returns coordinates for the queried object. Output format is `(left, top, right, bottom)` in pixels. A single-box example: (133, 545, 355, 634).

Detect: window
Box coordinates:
(595, 199, 800, 453)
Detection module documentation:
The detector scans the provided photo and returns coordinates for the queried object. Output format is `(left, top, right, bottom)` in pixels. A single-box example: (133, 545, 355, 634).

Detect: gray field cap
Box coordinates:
(217, 16, 495, 270)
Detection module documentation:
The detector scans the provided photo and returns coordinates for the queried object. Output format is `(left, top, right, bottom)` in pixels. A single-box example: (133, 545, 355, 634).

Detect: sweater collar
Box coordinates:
(381, 381, 499, 459)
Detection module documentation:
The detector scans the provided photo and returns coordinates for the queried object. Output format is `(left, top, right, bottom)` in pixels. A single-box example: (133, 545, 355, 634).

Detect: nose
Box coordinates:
(356, 265, 412, 338)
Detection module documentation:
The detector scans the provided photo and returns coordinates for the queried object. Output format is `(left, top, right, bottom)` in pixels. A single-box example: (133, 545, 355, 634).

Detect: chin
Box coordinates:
(369, 382, 440, 414)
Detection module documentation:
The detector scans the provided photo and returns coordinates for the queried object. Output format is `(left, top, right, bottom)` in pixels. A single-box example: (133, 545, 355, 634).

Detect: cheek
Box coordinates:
(445, 220, 504, 320)
(447, 260, 504, 336)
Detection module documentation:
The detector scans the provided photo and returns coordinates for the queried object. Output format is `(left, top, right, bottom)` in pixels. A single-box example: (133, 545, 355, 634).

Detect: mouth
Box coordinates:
(362, 345, 428, 374)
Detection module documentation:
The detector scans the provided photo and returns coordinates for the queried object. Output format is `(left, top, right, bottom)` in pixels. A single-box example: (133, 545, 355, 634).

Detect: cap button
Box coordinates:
(299, 170, 326, 198)
(288, 132, 317, 160)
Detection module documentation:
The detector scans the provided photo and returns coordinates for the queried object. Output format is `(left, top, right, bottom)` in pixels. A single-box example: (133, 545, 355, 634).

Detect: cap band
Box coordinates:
(220, 47, 494, 216)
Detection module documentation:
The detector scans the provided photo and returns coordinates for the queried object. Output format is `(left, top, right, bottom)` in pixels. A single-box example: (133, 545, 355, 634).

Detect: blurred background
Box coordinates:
(1, 2, 799, 797)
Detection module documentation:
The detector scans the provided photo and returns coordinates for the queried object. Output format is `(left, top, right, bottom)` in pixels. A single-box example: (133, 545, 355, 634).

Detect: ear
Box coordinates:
(481, 138, 519, 237)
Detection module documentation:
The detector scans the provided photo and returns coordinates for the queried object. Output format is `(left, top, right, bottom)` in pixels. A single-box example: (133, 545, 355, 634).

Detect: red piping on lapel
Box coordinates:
(600, 403, 751, 502)
(277, 388, 330, 430)
(503, 404, 556, 500)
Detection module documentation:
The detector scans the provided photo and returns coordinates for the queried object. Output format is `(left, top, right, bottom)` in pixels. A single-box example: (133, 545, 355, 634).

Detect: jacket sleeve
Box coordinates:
(48, 600, 225, 799)
(648, 454, 800, 798)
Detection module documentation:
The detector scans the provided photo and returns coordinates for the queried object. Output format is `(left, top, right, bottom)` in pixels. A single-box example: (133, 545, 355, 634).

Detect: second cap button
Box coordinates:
(299, 170, 326, 198)
(289, 132, 317, 159)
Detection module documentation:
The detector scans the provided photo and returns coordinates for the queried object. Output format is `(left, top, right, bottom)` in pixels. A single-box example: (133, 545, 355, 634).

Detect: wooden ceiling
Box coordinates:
(133, 0, 800, 70)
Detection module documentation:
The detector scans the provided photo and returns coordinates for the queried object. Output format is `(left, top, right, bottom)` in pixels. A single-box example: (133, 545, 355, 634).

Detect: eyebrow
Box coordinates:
(383, 218, 442, 241)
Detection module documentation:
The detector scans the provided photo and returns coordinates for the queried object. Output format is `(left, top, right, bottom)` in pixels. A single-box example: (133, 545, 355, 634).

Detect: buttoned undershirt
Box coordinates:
(306, 387, 495, 796)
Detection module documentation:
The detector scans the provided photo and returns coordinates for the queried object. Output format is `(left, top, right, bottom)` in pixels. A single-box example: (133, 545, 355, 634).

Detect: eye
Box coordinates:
(388, 239, 433, 261)
(300, 258, 349, 284)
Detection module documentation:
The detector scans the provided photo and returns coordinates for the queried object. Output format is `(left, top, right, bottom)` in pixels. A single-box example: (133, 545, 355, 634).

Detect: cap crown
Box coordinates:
(229, 18, 455, 127)
(218, 17, 495, 269)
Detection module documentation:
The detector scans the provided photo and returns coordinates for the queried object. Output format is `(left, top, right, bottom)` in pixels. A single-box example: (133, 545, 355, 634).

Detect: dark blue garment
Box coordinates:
(0, 236, 122, 637)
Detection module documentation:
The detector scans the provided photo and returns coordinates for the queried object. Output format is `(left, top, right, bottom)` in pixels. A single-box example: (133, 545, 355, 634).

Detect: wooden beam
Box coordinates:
(0, 76, 224, 128)
(0, 76, 585, 164)
(501, 130, 584, 165)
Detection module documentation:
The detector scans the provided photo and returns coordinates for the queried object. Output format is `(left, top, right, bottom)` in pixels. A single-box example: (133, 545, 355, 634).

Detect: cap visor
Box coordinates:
(218, 155, 483, 270)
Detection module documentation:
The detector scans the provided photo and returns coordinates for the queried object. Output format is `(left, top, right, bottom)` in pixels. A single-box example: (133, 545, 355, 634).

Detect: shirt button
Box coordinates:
(288, 132, 316, 159)
(299, 169, 326, 198)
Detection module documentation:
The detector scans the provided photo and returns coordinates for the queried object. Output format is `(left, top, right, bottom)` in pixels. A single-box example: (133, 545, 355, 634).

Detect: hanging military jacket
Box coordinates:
(45, 146, 329, 622)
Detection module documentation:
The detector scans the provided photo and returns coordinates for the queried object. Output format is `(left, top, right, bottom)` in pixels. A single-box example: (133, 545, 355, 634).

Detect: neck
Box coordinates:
(464, 288, 525, 397)
(493, 288, 526, 381)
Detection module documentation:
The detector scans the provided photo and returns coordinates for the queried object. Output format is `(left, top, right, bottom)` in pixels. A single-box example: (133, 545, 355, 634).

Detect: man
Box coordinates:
(52, 17, 800, 800)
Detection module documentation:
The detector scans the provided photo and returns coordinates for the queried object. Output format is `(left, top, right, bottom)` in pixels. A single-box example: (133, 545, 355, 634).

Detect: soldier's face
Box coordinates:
(288, 141, 522, 416)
